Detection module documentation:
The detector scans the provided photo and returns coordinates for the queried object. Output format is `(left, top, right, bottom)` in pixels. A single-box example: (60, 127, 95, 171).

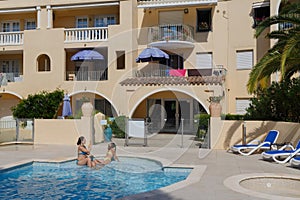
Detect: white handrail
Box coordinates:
(0, 31, 24, 45)
(64, 27, 108, 42)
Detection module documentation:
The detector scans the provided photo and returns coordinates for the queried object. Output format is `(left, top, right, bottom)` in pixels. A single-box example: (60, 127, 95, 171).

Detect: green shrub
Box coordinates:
(11, 89, 64, 119)
(111, 115, 128, 138)
(246, 78, 300, 122)
(225, 114, 245, 120)
(194, 114, 210, 138)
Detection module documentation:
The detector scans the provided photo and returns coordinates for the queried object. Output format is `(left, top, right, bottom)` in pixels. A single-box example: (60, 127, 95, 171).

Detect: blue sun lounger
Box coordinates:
(230, 130, 279, 156)
(262, 140, 300, 163)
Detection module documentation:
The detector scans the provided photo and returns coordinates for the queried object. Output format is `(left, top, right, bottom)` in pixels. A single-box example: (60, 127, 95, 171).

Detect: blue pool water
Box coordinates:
(0, 157, 192, 200)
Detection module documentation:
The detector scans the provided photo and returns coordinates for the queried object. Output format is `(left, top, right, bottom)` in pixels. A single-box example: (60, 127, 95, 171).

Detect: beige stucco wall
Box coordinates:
(211, 119, 300, 150)
(35, 115, 105, 145)
(0, 0, 290, 118)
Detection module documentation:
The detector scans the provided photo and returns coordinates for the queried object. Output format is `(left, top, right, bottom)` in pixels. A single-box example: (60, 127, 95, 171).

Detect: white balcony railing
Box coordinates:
(148, 24, 194, 43)
(64, 27, 108, 43)
(0, 31, 24, 45)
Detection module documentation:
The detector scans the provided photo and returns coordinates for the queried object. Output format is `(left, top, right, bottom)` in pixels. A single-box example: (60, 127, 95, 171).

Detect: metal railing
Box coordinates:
(148, 24, 194, 43)
(66, 70, 108, 81)
(278, 13, 299, 31)
(0, 31, 24, 45)
(0, 118, 34, 144)
(0, 72, 23, 86)
(133, 66, 227, 78)
(64, 27, 108, 42)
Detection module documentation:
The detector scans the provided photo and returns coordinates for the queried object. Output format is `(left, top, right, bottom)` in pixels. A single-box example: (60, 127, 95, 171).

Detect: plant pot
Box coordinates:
(81, 102, 93, 117)
(209, 102, 222, 117)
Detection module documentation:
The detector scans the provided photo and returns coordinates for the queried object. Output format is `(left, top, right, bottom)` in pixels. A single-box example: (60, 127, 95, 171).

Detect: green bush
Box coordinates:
(246, 77, 300, 122)
(194, 114, 210, 138)
(11, 89, 64, 119)
(225, 114, 245, 120)
(111, 115, 128, 138)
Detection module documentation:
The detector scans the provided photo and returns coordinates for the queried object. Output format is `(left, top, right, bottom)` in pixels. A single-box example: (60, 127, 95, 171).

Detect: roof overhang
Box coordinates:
(252, 1, 270, 9)
(52, 2, 119, 10)
(137, 0, 218, 9)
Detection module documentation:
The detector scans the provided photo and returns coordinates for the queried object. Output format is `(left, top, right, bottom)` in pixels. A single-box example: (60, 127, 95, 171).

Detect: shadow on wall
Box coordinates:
(223, 121, 280, 150)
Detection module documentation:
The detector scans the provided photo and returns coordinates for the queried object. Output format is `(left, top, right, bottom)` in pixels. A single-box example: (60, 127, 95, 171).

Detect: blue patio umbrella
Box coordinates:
(71, 50, 104, 61)
(136, 47, 169, 62)
(62, 94, 72, 117)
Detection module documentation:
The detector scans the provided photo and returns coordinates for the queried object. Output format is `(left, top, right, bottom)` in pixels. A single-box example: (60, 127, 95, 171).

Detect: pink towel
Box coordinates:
(169, 69, 186, 77)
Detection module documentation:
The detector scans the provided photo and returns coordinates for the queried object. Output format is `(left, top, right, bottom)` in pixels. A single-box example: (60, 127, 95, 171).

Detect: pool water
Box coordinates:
(0, 157, 192, 200)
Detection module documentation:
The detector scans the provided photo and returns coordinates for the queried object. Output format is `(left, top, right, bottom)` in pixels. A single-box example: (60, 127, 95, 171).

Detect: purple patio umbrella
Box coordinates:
(136, 47, 169, 62)
(62, 94, 72, 117)
(71, 50, 104, 61)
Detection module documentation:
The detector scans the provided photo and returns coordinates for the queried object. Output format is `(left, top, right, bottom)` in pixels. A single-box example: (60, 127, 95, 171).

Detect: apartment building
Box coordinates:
(0, 0, 288, 133)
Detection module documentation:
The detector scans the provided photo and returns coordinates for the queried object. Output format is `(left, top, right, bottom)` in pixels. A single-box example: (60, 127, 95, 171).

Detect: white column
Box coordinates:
(36, 6, 41, 29)
(46, 5, 53, 29)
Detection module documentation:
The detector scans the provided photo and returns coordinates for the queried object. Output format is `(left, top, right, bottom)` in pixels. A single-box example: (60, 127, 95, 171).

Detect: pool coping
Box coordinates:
(224, 173, 300, 200)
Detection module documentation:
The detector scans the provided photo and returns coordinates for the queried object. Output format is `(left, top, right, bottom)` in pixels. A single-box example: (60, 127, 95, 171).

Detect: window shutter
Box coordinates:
(236, 99, 251, 114)
(236, 51, 253, 69)
(196, 53, 212, 69)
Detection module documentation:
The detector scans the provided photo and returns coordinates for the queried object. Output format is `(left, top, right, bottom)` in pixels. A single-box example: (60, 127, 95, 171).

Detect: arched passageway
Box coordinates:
(131, 91, 207, 134)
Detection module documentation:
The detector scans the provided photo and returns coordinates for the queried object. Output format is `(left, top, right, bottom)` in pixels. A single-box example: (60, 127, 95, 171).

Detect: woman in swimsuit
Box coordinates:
(77, 136, 99, 168)
(100, 142, 119, 165)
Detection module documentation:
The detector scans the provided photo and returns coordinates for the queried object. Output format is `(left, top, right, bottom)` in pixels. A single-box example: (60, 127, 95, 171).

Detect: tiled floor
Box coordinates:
(0, 134, 299, 200)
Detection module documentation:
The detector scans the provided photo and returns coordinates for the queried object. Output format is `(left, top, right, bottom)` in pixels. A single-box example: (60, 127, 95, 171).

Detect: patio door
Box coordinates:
(163, 100, 179, 132)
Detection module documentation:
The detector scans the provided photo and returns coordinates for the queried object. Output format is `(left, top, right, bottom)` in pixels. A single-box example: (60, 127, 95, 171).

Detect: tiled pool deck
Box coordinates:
(0, 134, 299, 200)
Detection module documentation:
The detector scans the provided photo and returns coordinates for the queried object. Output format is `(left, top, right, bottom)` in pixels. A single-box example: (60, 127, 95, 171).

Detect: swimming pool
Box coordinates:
(0, 157, 192, 199)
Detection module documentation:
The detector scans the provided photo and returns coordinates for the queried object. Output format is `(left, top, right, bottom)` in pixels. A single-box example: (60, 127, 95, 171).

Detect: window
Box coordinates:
(0, 60, 19, 74)
(197, 9, 211, 32)
(94, 16, 116, 27)
(94, 99, 114, 117)
(236, 50, 253, 70)
(159, 54, 183, 69)
(76, 17, 88, 28)
(252, 5, 270, 28)
(25, 19, 36, 30)
(37, 54, 51, 72)
(116, 51, 125, 70)
(1, 21, 20, 32)
(236, 99, 251, 114)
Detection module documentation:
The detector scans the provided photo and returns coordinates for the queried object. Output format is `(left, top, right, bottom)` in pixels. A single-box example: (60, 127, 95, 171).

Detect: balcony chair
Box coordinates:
(230, 130, 279, 156)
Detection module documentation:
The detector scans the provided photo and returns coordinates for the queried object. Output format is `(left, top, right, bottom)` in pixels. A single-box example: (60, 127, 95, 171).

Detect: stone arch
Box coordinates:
(0, 91, 22, 118)
(68, 90, 118, 117)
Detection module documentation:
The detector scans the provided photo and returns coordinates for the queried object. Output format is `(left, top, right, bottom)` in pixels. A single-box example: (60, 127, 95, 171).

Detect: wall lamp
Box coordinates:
(184, 8, 189, 14)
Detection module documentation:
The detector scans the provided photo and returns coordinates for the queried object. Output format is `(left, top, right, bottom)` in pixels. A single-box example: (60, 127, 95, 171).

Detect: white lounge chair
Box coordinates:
(262, 140, 300, 163)
(230, 130, 279, 156)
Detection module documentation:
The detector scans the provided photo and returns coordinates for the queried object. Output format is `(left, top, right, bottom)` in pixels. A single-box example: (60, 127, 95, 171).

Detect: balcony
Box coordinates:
(134, 66, 226, 78)
(0, 32, 24, 46)
(148, 24, 194, 49)
(66, 70, 107, 81)
(64, 27, 108, 43)
(0, 72, 23, 86)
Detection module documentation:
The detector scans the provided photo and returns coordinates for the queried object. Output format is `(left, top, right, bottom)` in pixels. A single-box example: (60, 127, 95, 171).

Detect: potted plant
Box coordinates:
(208, 96, 223, 117)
